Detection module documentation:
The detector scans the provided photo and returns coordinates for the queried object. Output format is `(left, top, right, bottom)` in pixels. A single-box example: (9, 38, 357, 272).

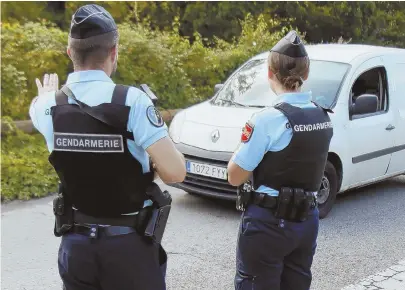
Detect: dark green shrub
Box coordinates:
(1, 117, 58, 201)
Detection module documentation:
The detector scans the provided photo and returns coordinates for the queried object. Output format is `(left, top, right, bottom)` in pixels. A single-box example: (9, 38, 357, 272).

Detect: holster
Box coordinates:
(53, 183, 73, 237)
(298, 191, 316, 222)
(274, 187, 293, 219)
(236, 181, 253, 211)
(143, 182, 172, 244)
(274, 187, 315, 222)
(289, 189, 306, 221)
(144, 204, 171, 244)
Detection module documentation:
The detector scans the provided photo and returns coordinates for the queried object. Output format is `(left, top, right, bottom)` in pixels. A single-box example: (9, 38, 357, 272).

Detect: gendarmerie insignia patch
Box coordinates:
(146, 105, 164, 127)
(241, 122, 254, 143)
(53, 132, 124, 153)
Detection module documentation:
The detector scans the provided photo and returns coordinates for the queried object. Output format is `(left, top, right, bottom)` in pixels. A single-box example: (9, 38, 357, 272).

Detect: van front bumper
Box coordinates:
(172, 143, 238, 201)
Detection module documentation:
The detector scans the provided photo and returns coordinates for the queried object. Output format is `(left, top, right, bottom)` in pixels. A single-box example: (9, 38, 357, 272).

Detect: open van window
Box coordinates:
(350, 67, 389, 116)
(212, 59, 351, 109)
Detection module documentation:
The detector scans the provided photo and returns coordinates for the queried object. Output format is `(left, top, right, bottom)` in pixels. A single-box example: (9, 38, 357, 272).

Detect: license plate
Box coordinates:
(186, 160, 228, 180)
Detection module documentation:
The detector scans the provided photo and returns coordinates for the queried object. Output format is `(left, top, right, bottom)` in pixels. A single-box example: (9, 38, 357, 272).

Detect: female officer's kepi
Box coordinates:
(271, 30, 308, 57)
(228, 30, 333, 290)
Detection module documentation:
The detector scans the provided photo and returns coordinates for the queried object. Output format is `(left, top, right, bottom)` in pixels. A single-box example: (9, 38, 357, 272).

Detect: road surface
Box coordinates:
(1, 175, 405, 290)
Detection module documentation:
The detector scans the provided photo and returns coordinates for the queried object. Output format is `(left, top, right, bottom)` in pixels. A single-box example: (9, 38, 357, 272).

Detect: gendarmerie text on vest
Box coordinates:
(53, 132, 124, 152)
(293, 121, 333, 132)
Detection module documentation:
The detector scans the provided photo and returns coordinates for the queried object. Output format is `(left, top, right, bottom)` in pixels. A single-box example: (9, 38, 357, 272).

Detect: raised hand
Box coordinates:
(35, 73, 59, 96)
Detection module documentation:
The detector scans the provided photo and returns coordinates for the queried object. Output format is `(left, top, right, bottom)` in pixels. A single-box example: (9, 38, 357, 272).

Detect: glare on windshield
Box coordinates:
(213, 58, 351, 108)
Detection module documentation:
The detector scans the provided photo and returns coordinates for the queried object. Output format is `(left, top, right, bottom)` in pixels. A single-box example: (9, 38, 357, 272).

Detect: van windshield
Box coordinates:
(212, 58, 351, 109)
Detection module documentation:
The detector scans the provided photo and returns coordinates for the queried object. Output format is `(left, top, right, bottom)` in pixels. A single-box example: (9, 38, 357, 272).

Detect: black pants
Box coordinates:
(58, 230, 167, 290)
(235, 204, 319, 290)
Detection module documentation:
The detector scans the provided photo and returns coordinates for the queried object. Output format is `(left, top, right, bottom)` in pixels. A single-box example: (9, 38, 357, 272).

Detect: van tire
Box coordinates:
(317, 161, 338, 219)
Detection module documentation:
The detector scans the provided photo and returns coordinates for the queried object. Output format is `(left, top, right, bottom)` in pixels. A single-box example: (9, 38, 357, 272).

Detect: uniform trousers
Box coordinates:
(235, 204, 319, 290)
(58, 229, 167, 290)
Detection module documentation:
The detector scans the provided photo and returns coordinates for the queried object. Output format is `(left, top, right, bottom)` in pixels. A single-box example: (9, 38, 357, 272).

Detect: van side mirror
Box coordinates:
(214, 84, 224, 94)
(351, 94, 378, 116)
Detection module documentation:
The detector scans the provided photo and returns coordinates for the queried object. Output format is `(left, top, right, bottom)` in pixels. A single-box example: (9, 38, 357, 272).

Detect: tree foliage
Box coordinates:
(2, 1, 404, 46)
(1, 15, 285, 119)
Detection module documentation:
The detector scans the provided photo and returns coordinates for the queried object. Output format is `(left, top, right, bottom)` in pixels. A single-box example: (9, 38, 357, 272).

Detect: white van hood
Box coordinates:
(179, 101, 262, 152)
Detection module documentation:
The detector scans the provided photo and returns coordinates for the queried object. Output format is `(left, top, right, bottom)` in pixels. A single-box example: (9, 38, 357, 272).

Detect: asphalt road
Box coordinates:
(1, 175, 405, 290)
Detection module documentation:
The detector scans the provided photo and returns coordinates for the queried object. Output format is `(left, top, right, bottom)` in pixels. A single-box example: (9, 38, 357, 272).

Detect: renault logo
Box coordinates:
(211, 129, 220, 143)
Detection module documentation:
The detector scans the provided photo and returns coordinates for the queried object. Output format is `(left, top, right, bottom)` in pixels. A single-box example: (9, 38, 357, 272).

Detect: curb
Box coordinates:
(341, 259, 405, 290)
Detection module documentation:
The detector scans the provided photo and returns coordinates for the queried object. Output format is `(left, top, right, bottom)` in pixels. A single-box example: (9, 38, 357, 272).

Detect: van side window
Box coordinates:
(350, 67, 389, 116)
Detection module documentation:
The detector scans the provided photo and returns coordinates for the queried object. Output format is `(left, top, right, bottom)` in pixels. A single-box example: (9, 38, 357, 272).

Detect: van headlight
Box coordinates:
(169, 111, 186, 144)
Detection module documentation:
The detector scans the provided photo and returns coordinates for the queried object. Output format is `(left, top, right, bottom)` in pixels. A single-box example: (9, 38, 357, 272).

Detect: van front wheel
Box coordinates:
(317, 161, 338, 219)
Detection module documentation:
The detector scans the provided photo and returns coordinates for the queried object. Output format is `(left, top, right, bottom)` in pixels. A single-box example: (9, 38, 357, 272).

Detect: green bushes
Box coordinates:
(1, 15, 287, 119)
(1, 21, 69, 120)
(1, 118, 59, 201)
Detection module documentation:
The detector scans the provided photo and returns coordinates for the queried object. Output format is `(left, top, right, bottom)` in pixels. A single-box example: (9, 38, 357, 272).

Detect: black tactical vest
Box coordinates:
(253, 102, 333, 192)
(48, 85, 153, 218)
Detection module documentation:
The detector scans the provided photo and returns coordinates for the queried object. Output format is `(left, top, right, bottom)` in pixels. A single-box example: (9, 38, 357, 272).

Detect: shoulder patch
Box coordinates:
(146, 105, 164, 127)
(241, 121, 254, 143)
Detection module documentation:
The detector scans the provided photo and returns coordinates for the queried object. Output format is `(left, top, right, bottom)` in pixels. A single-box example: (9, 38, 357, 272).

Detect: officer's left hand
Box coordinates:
(36, 73, 59, 95)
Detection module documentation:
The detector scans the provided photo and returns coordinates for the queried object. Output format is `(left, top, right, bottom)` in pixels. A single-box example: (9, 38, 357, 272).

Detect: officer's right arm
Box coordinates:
(128, 90, 186, 183)
(146, 138, 186, 183)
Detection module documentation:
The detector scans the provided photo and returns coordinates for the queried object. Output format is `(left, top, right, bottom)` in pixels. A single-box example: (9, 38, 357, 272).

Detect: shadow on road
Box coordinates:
(323, 175, 405, 222)
(336, 175, 405, 201)
(173, 175, 405, 221)
(172, 191, 240, 219)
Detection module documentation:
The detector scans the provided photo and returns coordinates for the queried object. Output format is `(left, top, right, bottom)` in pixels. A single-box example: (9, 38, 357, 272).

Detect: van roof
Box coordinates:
(252, 44, 405, 64)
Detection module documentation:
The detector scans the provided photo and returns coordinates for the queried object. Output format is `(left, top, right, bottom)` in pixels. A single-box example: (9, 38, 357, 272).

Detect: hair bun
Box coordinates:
(282, 75, 303, 91)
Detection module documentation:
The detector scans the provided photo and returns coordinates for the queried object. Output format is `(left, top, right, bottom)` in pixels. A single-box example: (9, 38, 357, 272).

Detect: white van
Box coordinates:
(168, 44, 405, 218)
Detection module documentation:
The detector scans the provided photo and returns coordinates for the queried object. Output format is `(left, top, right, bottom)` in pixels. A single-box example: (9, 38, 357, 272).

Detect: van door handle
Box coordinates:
(386, 124, 395, 131)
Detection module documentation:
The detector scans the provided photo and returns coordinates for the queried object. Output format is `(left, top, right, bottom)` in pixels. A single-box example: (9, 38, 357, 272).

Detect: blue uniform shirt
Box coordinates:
(232, 91, 316, 197)
(29, 70, 168, 173)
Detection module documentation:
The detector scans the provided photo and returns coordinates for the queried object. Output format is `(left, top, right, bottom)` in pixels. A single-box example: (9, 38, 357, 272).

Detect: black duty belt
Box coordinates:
(251, 192, 278, 209)
(72, 210, 142, 238)
(251, 192, 317, 210)
(73, 210, 140, 227)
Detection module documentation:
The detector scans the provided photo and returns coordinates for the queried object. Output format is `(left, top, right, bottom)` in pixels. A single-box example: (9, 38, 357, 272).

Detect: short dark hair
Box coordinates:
(68, 30, 119, 69)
